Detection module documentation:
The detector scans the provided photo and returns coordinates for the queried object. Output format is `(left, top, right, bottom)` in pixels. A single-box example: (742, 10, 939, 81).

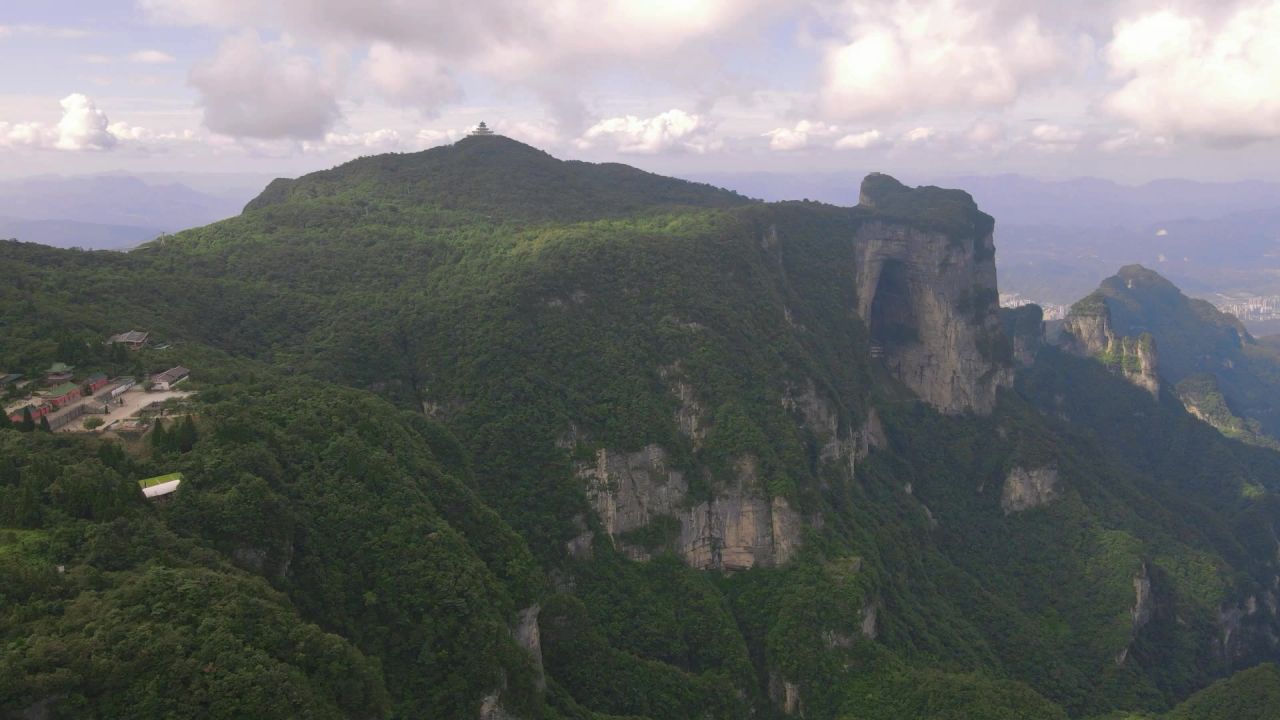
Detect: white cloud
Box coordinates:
(189, 30, 341, 140)
(141, 0, 764, 62)
(363, 43, 461, 115)
(494, 121, 560, 147)
(1104, 2, 1280, 145)
(1027, 123, 1083, 151)
(0, 94, 196, 152)
(834, 129, 884, 150)
(764, 120, 839, 151)
(965, 120, 1006, 146)
(130, 49, 176, 63)
(819, 0, 1060, 120)
(901, 127, 939, 144)
(54, 94, 117, 150)
(303, 128, 404, 153)
(141, 0, 778, 132)
(1099, 129, 1171, 155)
(416, 128, 465, 147)
(0, 122, 53, 149)
(575, 109, 718, 154)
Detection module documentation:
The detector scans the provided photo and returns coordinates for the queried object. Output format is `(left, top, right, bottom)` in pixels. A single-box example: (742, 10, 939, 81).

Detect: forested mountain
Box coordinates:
(3, 136, 1280, 719)
(1059, 265, 1280, 446)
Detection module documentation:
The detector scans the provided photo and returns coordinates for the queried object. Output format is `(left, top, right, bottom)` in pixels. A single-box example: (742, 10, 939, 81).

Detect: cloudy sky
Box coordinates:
(2, 0, 1278, 182)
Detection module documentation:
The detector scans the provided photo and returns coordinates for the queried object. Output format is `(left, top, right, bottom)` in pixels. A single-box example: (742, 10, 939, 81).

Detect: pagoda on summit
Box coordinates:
(469, 121, 496, 136)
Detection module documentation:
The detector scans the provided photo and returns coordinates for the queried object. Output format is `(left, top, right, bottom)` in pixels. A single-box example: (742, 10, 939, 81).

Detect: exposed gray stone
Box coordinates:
(1001, 467, 1060, 514)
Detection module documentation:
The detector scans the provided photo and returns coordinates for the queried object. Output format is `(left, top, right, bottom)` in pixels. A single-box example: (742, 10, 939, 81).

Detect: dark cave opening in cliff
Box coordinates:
(869, 259, 919, 351)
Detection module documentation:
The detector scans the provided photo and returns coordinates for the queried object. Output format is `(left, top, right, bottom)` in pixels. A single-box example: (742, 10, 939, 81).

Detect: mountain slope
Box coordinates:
(3, 138, 1280, 719)
(1060, 265, 1280, 442)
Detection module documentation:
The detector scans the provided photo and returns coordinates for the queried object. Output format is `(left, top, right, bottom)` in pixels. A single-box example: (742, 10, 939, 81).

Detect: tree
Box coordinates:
(175, 415, 198, 453)
(0, 411, 11, 430)
(20, 407, 35, 433)
(151, 418, 169, 451)
(83, 417, 104, 430)
(39, 416, 52, 433)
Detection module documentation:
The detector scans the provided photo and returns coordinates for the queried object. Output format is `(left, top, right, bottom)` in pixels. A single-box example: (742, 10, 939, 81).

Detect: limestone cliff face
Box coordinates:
(1001, 466, 1059, 514)
(854, 176, 1013, 415)
(781, 380, 885, 483)
(1000, 305, 1046, 368)
(571, 174, 1014, 570)
(1116, 564, 1153, 665)
(1060, 298, 1160, 397)
(571, 370, 890, 569)
(576, 445, 802, 570)
(514, 605, 546, 691)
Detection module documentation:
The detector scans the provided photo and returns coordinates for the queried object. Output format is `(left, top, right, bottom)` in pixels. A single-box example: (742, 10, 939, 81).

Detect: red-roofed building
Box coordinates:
(43, 382, 82, 408)
(85, 374, 109, 393)
(7, 403, 50, 424)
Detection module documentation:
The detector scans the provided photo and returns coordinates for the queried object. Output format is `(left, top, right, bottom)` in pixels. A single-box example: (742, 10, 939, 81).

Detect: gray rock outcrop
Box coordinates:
(1060, 298, 1160, 397)
(1001, 466, 1059, 513)
(577, 446, 801, 570)
(1117, 564, 1153, 665)
(853, 177, 1013, 415)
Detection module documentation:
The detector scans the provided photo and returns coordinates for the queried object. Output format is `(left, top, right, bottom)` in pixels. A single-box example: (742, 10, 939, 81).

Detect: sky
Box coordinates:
(1, 0, 1279, 183)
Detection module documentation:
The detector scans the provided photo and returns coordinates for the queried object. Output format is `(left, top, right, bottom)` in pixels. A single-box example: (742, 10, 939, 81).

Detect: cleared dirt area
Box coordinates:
(68, 387, 193, 434)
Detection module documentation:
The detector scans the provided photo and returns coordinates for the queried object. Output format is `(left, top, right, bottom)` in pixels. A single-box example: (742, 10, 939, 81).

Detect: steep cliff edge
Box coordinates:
(1059, 265, 1280, 443)
(1001, 304, 1046, 367)
(854, 174, 1013, 414)
(564, 174, 1010, 570)
(1059, 291, 1160, 397)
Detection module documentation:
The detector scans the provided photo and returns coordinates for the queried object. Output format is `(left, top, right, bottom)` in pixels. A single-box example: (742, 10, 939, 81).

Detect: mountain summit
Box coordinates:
(245, 135, 753, 222)
(1060, 264, 1280, 444)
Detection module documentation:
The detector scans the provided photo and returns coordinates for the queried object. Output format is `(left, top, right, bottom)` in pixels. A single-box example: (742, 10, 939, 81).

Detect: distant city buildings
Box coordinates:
(1000, 290, 1280, 330)
(1212, 295, 1280, 324)
(998, 292, 1067, 321)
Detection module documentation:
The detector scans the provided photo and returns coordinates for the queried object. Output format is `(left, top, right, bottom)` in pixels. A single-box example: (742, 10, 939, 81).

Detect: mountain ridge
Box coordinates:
(3, 141, 1280, 719)
(243, 134, 755, 223)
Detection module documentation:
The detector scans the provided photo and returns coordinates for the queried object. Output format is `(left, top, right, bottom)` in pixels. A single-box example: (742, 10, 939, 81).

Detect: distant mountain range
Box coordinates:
(0, 174, 266, 249)
(0, 216, 163, 250)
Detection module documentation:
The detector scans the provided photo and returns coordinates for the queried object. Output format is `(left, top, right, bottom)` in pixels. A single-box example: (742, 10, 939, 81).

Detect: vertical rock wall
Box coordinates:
(853, 176, 1014, 415)
(1060, 299, 1160, 397)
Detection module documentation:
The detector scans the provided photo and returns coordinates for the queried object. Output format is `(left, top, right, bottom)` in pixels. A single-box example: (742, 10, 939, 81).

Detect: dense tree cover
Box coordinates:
(0, 369, 556, 718)
(0, 429, 388, 718)
(1072, 265, 1280, 441)
(3, 138, 1280, 719)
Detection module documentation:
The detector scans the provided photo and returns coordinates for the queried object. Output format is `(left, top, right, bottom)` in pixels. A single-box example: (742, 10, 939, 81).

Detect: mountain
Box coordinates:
(0, 216, 161, 250)
(3, 137, 1280, 719)
(692, 171, 1280, 329)
(246, 136, 752, 221)
(0, 175, 247, 248)
(1058, 265, 1280, 445)
(692, 172, 1280, 230)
